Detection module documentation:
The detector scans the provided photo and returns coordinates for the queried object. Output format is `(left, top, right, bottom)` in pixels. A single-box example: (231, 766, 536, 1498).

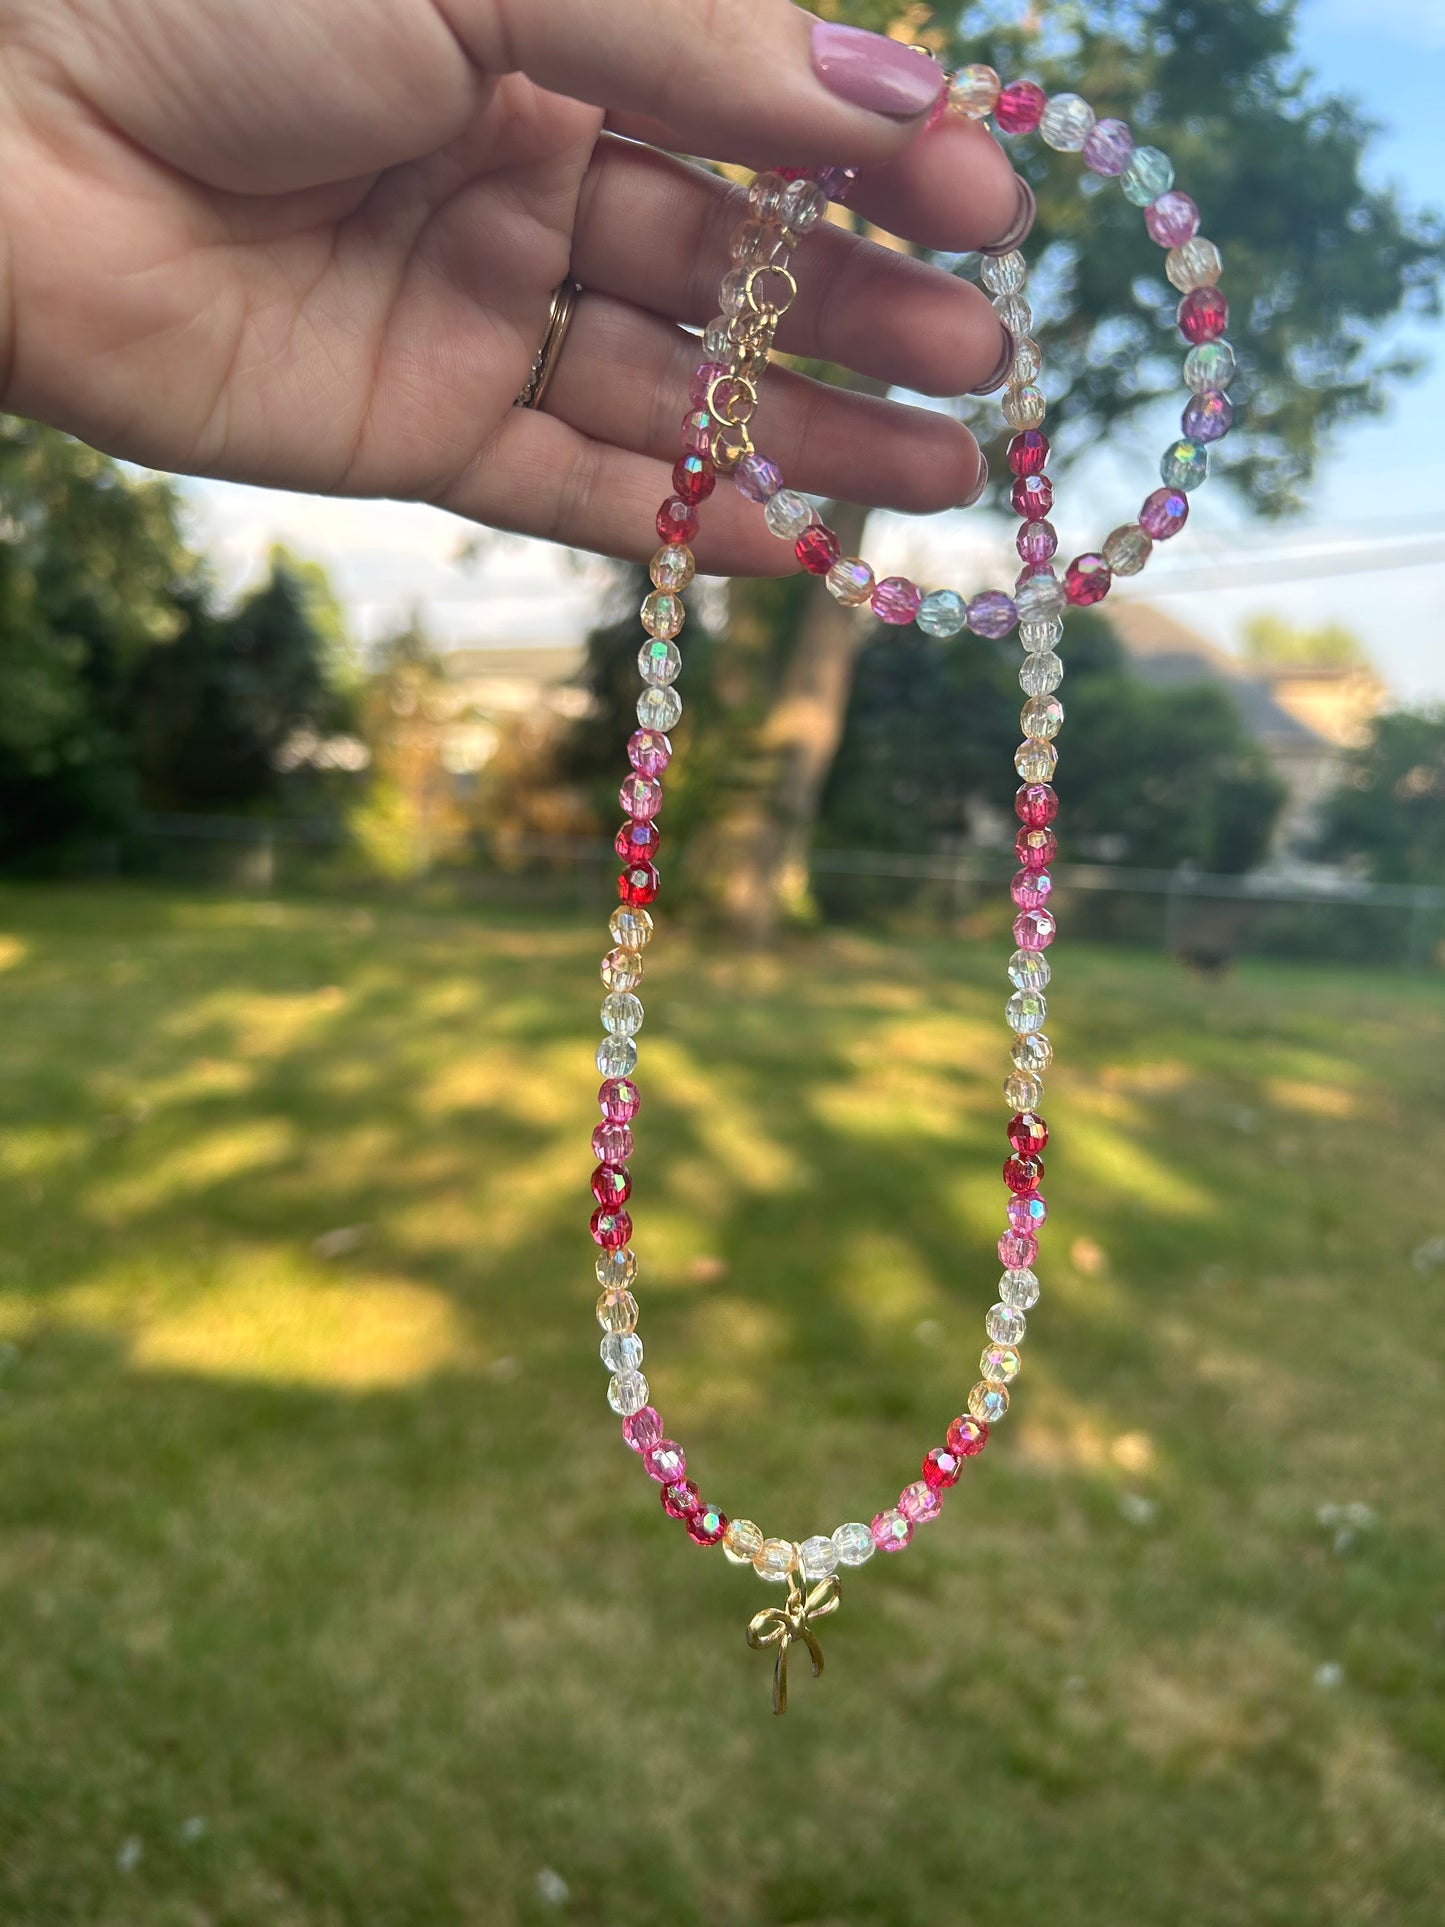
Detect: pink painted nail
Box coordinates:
(811, 23, 945, 121)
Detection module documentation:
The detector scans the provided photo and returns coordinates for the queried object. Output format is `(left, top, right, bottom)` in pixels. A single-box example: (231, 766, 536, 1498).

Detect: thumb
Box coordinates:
(446, 1, 947, 165)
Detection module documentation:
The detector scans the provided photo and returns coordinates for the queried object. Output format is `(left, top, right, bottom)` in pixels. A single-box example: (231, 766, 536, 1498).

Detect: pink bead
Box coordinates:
(590, 1206, 632, 1249)
(619, 772, 663, 821)
(628, 728, 672, 778)
(591, 1162, 630, 1207)
(994, 80, 1046, 134)
(615, 819, 659, 864)
(1145, 190, 1200, 247)
(1083, 117, 1134, 175)
(621, 1406, 663, 1453)
(1015, 782, 1059, 828)
(1139, 486, 1190, 540)
(1178, 286, 1228, 344)
(592, 1121, 633, 1164)
(1007, 430, 1050, 477)
(1017, 519, 1058, 566)
(689, 361, 728, 408)
(946, 1413, 989, 1458)
(998, 1229, 1038, 1268)
(1009, 1110, 1049, 1158)
(899, 1480, 944, 1526)
(1007, 1190, 1048, 1234)
(1015, 826, 1058, 872)
(598, 1076, 640, 1124)
(1011, 867, 1052, 911)
(1013, 907, 1057, 951)
(1011, 473, 1053, 521)
(661, 1478, 701, 1520)
(870, 1509, 913, 1553)
(796, 524, 841, 575)
(923, 1445, 963, 1488)
(680, 409, 713, 456)
(686, 1502, 728, 1547)
(1065, 552, 1111, 606)
(872, 577, 922, 625)
(656, 497, 698, 545)
(1183, 390, 1234, 444)
(672, 452, 715, 505)
(644, 1438, 686, 1484)
(1003, 1153, 1044, 1194)
(736, 453, 782, 504)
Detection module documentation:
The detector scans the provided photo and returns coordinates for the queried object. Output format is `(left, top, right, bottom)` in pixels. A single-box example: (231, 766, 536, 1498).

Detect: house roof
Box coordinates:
(1105, 602, 1325, 748)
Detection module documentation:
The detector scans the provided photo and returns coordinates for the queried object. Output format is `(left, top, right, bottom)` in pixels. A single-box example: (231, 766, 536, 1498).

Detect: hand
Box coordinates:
(0, 0, 1029, 573)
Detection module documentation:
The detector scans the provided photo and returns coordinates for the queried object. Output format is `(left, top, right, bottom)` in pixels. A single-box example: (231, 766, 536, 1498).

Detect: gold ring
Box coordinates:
(514, 278, 581, 411)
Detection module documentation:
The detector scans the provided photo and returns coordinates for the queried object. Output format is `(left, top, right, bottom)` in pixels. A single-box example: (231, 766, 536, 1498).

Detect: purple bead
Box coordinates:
(736, 453, 783, 504)
(1182, 389, 1234, 445)
(622, 1406, 663, 1453)
(1144, 190, 1200, 248)
(1016, 520, 1058, 567)
(1083, 117, 1134, 176)
(967, 590, 1019, 639)
(1139, 486, 1190, 540)
(815, 164, 860, 204)
(872, 577, 923, 626)
(689, 361, 728, 408)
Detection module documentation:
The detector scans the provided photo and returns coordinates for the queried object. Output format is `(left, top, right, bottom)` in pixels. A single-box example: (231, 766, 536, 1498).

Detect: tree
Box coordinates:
(349, 617, 471, 879)
(1315, 709, 1445, 885)
(1242, 613, 1370, 671)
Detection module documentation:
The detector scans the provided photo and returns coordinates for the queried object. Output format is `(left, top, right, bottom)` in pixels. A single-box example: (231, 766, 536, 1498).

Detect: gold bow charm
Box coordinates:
(745, 1570, 842, 1715)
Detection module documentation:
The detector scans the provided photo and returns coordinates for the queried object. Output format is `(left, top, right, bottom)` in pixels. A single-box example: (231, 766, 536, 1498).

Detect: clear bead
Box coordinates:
(986, 1303, 1028, 1347)
(730, 218, 775, 266)
(637, 686, 682, 732)
(1021, 693, 1064, 740)
(981, 251, 1027, 296)
(702, 315, 731, 359)
(1014, 738, 1058, 781)
(968, 1379, 1010, 1424)
(1008, 948, 1051, 991)
(1166, 237, 1223, 293)
(1020, 651, 1064, 696)
(754, 1538, 798, 1583)
(1004, 1069, 1043, 1110)
(596, 1287, 638, 1334)
(610, 906, 653, 950)
(640, 592, 685, 642)
(1161, 439, 1209, 491)
(723, 1517, 765, 1566)
(1103, 524, 1152, 576)
(607, 1369, 650, 1416)
(596, 1246, 637, 1290)
(1002, 384, 1047, 430)
(601, 991, 644, 1036)
(1007, 989, 1048, 1034)
(748, 171, 787, 221)
(638, 637, 682, 686)
(764, 489, 814, 541)
(1040, 92, 1095, 152)
(981, 1342, 1021, 1382)
(601, 945, 643, 990)
(1016, 574, 1064, 623)
(1121, 146, 1174, 207)
(799, 1534, 840, 1581)
(1011, 1030, 1052, 1072)
(781, 178, 828, 232)
(650, 546, 695, 593)
(832, 1520, 876, 1566)
(1010, 337, 1043, 385)
(827, 556, 875, 607)
(1020, 616, 1064, 653)
(948, 63, 1000, 119)
(994, 292, 1033, 337)
(999, 1266, 1041, 1310)
(917, 588, 967, 638)
(596, 1033, 637, 1078)
(1185, 340, 1236, 393)
(601, 1331, 643, 1374)
(720, 267, 748, 315)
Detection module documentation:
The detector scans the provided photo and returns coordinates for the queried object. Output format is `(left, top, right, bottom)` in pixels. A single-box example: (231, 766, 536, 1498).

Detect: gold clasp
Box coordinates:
(745, 1569, 842, 1715)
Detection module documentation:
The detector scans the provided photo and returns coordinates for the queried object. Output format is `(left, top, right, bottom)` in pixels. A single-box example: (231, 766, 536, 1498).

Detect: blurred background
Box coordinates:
(1, 2, 1442, 1923)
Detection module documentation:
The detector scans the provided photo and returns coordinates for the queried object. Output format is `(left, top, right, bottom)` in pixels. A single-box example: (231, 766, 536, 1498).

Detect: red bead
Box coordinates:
(617, 861, 659, 906)
(1178, 286, 1227, 344)
(994, 79, 1046, 134)
(615, 819, 660, 863)
(598, 1076, 639, 1123)
(1003, 1153, 1045, 1193)
(1010, 472, 1053, 521)
(795, 524, 841, 575)
(1015, 783, 1059, 828)
(591, 1162, 631, 1207)
(656, 496, 699, 545)
(923, 1445, 963, 1489)
(661, 1478, 701, 1520)
(686, 1502, 728, 1546)
(1008, 1111, 1049, 1158)
(672, 452, 716, 505)
(1007, 429, 1050, 477)
(1064, 552, 1111, 606)
(1015, 825, 1058, 872)
(946, 1414, 989, 1458)
(590, 1206, 632, 1249)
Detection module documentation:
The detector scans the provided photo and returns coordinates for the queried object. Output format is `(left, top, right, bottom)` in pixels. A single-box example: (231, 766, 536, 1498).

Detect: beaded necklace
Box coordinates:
(589, 65, 1232, 1714)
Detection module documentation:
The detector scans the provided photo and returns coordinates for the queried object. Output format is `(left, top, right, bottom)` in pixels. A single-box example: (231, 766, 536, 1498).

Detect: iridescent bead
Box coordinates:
(1121, 145, 1174, 207)
(1007, 1190, 1048, 1235)
(923, 1445, 963, 1488)
(1004, 1069, 1043, 1110)
(596, 1245, 637, 1293)
(994, 292, 1033, 338)
(627, 732, 671, 780)
(832, 1520, 875, 1566)
(969, 1380, 1010, 1423)
(1008, 429, 1050, 476)
(1010, 337, 1043, 384)
(1145, 190, 1200, 247)
(1183, 390, 1234, 445)
(1020, 615, 1063, 653)
(1011, 1030, 1052, 1073)
(1040, 92, 1095, 151)
(872, 577, 922, 626)
(967, 590, 1018, 638)
(980, 1342, 1021, 1383)
(1139, 486, 1189, 540)
(1083, 117, 1134, 176)
(1014, 781, 1058, 827)
(981, 250, 1027, 296)
(592, 1205, 633, 1250)
(596, 1033, 637, 1078)
(1015, 738, 1057, 782)
(1017, 519, 1058, 567)
(619, 772, 663, 821)
(596, 1285, 638, 1333)
(994, 79, 1046, 134)
(1167, 237, 1223, 292)
(1000, 1266, 1041, 1309)
(656, 497, 698, 545)
(795, 524, 841, 575)
(870, 1508, 913, 1553)
(764, 489, 814, 541)
(650, 545, 695, 593)
(613, 820, 657, 865)
(1185, 339, 1236, 394)
(643, 1438, 686, 1484)
(987, 1303, 1028, 1347)
(754, 1537, 798, 1582)
(607, 1368, 649, 1415)
(918, 588, 967, 638)
(748, 171, 787, 220)
(1011, 472, 1053, 521)
(1016, 574, 1064, 623)
(597, 1075, 640, 1124)
(1103, 523, 1152, 576)
(1016, 827, 1056, 873)
(601, 990, 644, 1036)
(827, 556, 875, 607)
(1007, 988, 1048, 1033)
(1002, 384, 1046, 430)
(1065, 553, 1111, 606)
(621, 1404, 662, 1452)
(600, 946, 643, 992)
(1179, 286, 1228, 344)
(690, 359, 729, 406)
(1020, 651, 1063, 697)
(638, 638, 682, 687)
(736, 453, 783, 503)
(899, 1480, 944, 1526)
(1161, 439, 1209, 491)
(687, 1503, 728, 1547)
(1003, 1153, 1043, 1194)
(723, 1517, 765, 1566)
(998, 1229, 1038, 1268)
(948, 63, 1000, 119)
(601, 1330, 643, 1374)
(591, 1162, 631, 1208)
(798, 1534, 839, 1581)
(661, 1478, 700, 1519)
(1014, 907, 1057, 950)
(637, 686, 682, 732)
(946, 1413, 989, 1458)
(1011, 870, 1052, 914)
(1007, 945, 1050, 989)
(1008, 1110, 1048, 1157)
(671, 452, 715, 506)
(730, 217, 774, 265)
(780, 177, 828, 232)
(593, 1119, 633, 1168)
(1021, 693, 1063, 739)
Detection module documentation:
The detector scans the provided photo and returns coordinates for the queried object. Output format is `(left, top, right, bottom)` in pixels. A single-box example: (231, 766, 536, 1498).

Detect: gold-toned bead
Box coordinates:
(641, 591, 685, 641)
(650, 545, 694, 593)
(753, 1537, 798, 1583)
(723, 1518, 765, 1566)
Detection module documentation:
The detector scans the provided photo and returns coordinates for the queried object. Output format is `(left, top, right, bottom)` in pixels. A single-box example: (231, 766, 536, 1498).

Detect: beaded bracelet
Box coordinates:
(589, 63, 1233, 1713)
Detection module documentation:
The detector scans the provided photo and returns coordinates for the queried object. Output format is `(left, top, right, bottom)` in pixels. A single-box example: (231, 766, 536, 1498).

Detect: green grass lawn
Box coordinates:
(0, 884, 1441, 1927)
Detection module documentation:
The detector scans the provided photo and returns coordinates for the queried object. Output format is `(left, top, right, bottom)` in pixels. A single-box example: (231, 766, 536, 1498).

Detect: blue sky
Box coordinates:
(187, 0, 1445, 703)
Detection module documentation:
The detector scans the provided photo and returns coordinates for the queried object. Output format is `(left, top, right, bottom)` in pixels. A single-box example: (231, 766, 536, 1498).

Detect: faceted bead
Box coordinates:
(620, 774, 663, 823)
(729, 217, 774, 265)
(592, 1162, 631, 1208)
(672, 452, 716, 506)
(1002, 384, 1047, 430)
(1145, 190, 1200, 247)
(1007, 945, 1051, 989)
(687, 1502, 728, 1547)
(1183, 390, 1234, 445)
(681, 408, 714, 455)
(628, 730, 672, 779)
(1139, 486, 1189, 540)
(754, 1537, 798, 1582)
(723, 1517, 765, 1566)
(1000, 1266, 1041, 1309)
(1004, 1069, 1043, 1112)
(1003, 1153, 1044, 1194)
(661, 1478, 700, 1519)
(780, 177, 828, 232)
(656, 497, 699, 545)
(1020, 615, 1063, 653)
(967, 590, 1018, 639)
(614, 820, 658, 865)
(1121, 145, 1174, 207)
(650, 545, 695, 592)
(870, 1508, 913, 1553)
(1007, 1189, 1048, 1234)
(899, 1479, 944, 1526)
(1021, 693, 1063, 740)
(596, 1032, 637, 1078)
(640, 593, 684, 645)
(948, 63, 1000, 119)
(1013, 907, 1057, 950)
(1011, 1030, 1052, 1073)
(1040, 93, 1095, 152)
(923, 1445, 963, 1488)
(1103, 523, 1152, 576)
(827, 557, 876, 607)
(796, 524, 841, 575)
(1167, 237, 1223, 292)
(592, 1207, 633, 1251)
(617, 862, 660, 908)
(1006, 988, 1048, 1032)
(690, 360, 729, 405)
(1185, 340, 1236, 394)
(764, 489, 814, 541)
(748, 171, 787, 219)
(1065, 553, 1111, 606)
(601, 946, 643, 993)
(596, 1285, 638, 1333)
(969, 1380, 1010, 1423)
(998, 1229, 1038, 1268)
(1014, 738, 1057, 782)
(872, 577, 923, 626)
(1010, 336, 1043, 385)
(637, 686, 683, 732)
(1008, 429, 1050, 476)
(1021, 657, 1061, 706)
(994, 79, 1046, 134)
(946, 1413, 989, 1458)
(981, 1342, 1021, 1383)
(638, 637, 682, 686)
(798, 1534, 839, 1581)
(831, 1520, 875, 1566)
(607, 1368, 649, 1416)
(601, 992, 644, 1039)
(596, 1244, 637, 1289)
(1017, 519, 1058, 566)
(1015, 781, 1058, 827)
(987, 1303, 1028, 1347)
(1008, 1110, 1049, 1157)
(1083, 116, 1134, 175)
(601, 1329, 643, 1373)
(994, 292, 1033, 338)
(621, 1404, 662, 1452)
(1011, 473, 1053, 521)
(598, 1075, 640, 1124)
(643, 1438, 686, 1484)
(1016, 574, 1064, 623)
(981, 250, 1027, 296)
(1011, 871, 1052, 918)
(1161, 439, 1209, 491)
(736, 453, 783, 503)
(918, 589, 968, 638)
(1179, 286, 1228, 344)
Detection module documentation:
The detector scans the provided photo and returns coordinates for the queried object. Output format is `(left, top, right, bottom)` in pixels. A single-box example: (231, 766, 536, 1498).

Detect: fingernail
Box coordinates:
(811, 22, 946, 121)
(967, 335, 1014, 397)
(960, 456, 989, 508)
(980, 178, 1036, 257)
